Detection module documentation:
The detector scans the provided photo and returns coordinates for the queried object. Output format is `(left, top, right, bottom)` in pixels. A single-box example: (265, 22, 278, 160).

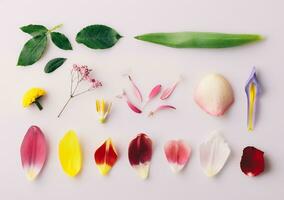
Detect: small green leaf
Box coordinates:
(50, 32, 72, 50)
(76, 24, 122, 49)
(44, 57, 67, 73)
(17, 35, 48, 66)
(20, 24, 48, 36)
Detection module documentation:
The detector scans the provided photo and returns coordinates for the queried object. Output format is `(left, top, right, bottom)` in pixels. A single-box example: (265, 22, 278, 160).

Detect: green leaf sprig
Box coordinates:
(17, 24, 72, 66)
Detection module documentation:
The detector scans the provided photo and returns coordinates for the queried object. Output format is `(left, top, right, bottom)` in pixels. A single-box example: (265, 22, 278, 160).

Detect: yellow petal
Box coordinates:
(248, 83, 256, 131)
(58, 130, 82, 177)
(101, 99, 105, 114)
(96, 100, 100, 113)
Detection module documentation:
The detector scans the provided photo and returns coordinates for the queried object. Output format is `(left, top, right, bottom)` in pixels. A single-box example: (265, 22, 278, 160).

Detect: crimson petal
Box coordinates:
(240, 146, 265, 177)
(128, 133, 152, 179)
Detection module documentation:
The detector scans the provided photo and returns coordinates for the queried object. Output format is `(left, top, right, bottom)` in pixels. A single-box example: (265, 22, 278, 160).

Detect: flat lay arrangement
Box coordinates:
(18, 23, 266, 181)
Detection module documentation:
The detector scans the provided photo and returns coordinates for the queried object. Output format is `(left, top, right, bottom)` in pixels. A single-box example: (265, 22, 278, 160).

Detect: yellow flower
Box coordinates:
(22, 88, 46, 110)
(96, 99, 112, 123)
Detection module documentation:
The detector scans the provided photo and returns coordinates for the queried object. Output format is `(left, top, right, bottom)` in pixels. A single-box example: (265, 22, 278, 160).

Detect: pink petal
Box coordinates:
(20, 125, 47, 180)
(128, 75, 143, 103)
(160, 81, 179, 100)
(149, 105, 176, 116)
(164, 140, 191, 173)
(127, 100, 142, 113)
(122, 90, 142, 114)
(148, 84, 162, 99)
(144, 84, 162, 107)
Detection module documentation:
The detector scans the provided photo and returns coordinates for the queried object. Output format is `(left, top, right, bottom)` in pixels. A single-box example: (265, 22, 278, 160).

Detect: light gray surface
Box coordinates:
(0, 0, 283, 199)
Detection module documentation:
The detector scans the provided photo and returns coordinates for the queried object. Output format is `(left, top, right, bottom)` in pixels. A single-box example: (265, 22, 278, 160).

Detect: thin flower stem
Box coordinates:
(73, 88, 92, 97)
(70, 70, 74, 95)
(72, 77, 83, 96)
(57, 96, 72, 118)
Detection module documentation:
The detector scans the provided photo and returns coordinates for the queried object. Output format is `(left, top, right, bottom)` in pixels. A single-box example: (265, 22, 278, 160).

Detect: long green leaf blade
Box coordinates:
(135, 32, 263, 48)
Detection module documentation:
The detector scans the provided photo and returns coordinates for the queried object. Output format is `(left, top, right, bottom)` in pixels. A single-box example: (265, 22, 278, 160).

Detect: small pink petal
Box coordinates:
(122, 90, 142, 114)
(148, 84, 162, 99)
(160, 81, 179, 100)
(164, 140, 191, 173)
(149, 105, 176, 116)
(128, 75, 143, 103)
(127, 100, 142, 113)
(144, 84, 162, 107)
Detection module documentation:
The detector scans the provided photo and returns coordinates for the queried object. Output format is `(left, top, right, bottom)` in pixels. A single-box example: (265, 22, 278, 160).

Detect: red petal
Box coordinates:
(240, 146, 265, 177)
(95, 139, 117, 166)
(20, 125, 47, 180)
(128, 133, 152, 166)
(94, 138, 118, 175)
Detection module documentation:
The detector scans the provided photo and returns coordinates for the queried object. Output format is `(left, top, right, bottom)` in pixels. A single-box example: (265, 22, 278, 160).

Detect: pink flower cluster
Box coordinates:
(73, 64, 102, 88)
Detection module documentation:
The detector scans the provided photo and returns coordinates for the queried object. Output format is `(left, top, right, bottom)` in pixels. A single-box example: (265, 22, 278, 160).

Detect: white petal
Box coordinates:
(199, 131, 231, 177)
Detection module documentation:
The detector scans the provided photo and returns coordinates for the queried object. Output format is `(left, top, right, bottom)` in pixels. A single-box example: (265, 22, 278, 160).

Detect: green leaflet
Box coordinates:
(20, 24, 48, 37)
(135, 32, 263, 48)
(76, 25, 122, 49)
(44, 58, 67, 73)
(51, 32, 72, 50)
(17, 34, 47, 66)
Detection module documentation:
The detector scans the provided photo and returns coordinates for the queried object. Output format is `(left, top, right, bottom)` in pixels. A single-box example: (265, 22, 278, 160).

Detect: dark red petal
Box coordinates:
(128, 133, 152, 166)
(240, 146, 265, 177)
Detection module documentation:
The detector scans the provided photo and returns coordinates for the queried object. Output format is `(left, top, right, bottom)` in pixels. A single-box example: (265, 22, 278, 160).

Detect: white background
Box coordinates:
(0, 0, 283, 199)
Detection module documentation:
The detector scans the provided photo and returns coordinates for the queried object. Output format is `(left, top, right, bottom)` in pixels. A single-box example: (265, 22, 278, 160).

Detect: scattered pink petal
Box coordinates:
(128, 75, 143, 103)
(127, 101, 142, 113)
(160, 78, 181, 100)
(122, 90, 142, 114)
(144, 84, 162, 108)
(148, 84, 162, 99)
(20, 125, 48, 180)
(148, 105, 176, 116)
(164, 140, 191, 173)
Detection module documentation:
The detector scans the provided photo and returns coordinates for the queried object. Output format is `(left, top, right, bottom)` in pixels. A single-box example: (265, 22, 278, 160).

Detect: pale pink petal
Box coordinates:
(164, 140, 191, 173)
(194, 74, 234, 116)
(128, 75, 143, 103)
(148, 105, 176, 116)
(160, 81, 179, 100)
